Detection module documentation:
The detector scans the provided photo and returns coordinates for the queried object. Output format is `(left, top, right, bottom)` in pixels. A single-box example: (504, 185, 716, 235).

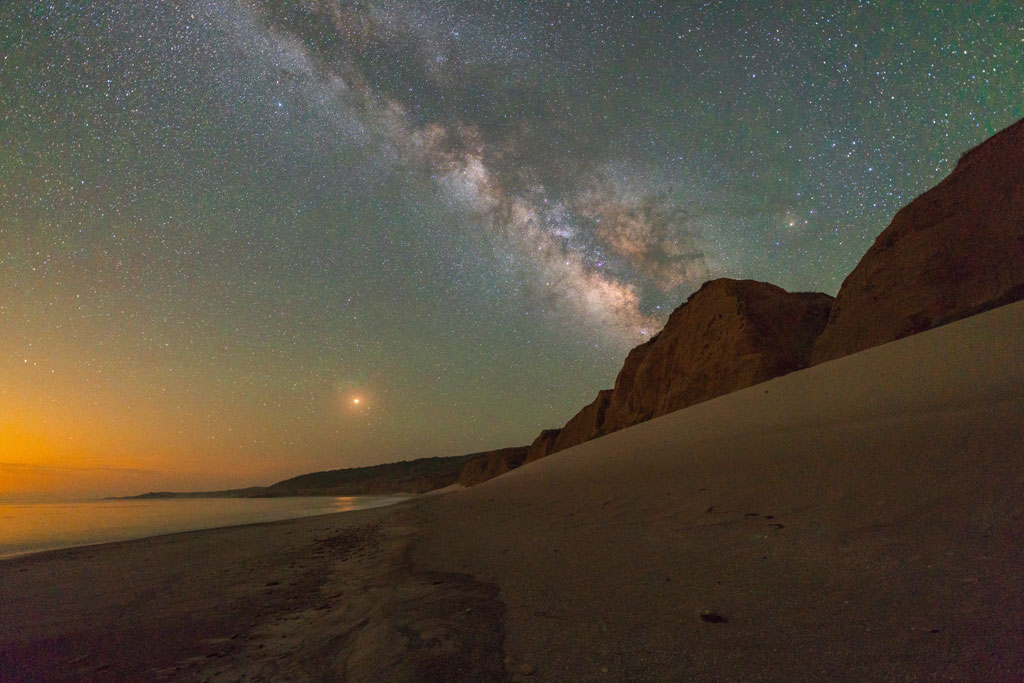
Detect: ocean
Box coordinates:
(0, 495, 407, 559)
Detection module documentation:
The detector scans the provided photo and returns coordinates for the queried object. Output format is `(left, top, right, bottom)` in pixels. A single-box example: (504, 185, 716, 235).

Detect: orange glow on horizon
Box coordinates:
(0, 412, 155, 499)
(0, 402, 282, 500)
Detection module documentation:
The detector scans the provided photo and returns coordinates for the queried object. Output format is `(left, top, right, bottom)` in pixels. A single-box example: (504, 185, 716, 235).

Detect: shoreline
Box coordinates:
(0, 495, 411, 562)
(2, 499, 506, 682)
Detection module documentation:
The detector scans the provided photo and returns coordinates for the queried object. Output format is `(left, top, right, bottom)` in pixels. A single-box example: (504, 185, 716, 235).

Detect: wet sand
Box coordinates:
(0, 503, 505, 682)
(3, 301, 1024, 681)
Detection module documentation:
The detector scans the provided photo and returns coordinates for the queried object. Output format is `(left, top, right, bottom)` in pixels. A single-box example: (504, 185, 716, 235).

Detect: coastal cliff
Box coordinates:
(526, 281, 833, 460)
(810, 118, 1024, 363)
(457, 447, 531, 487)
(514, 118, 1024, 472)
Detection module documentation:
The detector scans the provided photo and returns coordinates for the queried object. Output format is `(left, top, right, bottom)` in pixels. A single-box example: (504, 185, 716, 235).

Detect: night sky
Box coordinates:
(2, 1, 1021, 498)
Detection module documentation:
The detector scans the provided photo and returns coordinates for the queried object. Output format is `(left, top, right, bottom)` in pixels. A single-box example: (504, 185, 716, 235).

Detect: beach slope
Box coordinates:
(417, 299, 1024, 681)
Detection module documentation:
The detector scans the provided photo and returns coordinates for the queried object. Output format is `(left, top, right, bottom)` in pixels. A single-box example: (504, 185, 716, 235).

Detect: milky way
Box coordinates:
(213, 0, 707, 340)
(1, 1, 1021, 496)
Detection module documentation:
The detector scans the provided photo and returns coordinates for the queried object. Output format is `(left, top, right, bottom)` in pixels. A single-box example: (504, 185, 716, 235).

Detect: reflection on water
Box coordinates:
(0, 495, 407, 559)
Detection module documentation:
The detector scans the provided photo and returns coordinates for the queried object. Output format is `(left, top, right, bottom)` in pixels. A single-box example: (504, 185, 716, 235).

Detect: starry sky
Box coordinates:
(1, 1, 1021, 499)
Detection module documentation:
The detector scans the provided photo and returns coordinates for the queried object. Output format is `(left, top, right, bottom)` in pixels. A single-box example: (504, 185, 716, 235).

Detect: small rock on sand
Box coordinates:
(699, 610, 728, 623)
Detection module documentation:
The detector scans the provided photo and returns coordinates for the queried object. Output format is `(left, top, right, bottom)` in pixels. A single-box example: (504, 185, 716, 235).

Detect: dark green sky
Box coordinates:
(1, 1, 1021, 496)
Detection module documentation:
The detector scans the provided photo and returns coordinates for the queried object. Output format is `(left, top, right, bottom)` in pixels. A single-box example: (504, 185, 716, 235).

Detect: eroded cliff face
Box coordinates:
(529, 279, 833, 459)
(524, 429, 561, 464)
(811, 118, 1024, 364)
(601, 280, 833, 435)
(551, 390, 613, 453)
(457, 447, 530, 487)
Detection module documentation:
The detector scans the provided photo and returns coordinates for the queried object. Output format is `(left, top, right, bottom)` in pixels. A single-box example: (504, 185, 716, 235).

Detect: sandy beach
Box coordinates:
(3, 300, 1024, 681)
(0, 503, 509, 682)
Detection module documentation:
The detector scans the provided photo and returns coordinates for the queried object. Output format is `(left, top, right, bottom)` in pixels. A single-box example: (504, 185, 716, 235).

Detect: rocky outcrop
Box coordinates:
(524, 428, 561, 464)
(811, 118, 1024, 364)
(600, 279, 833, 434)
(550, 390, 613, 453)
(457, 446, 530, 486)
(523, 279, 833, 462)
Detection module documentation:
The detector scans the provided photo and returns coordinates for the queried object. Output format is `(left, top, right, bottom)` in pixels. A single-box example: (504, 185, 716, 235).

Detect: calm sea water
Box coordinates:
(0, 496, 407, 559)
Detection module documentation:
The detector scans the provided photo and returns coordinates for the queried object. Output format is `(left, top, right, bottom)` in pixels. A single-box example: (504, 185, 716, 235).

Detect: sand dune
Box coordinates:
(2, 302, 1022, 681)
(416, 300, 1024, 680)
